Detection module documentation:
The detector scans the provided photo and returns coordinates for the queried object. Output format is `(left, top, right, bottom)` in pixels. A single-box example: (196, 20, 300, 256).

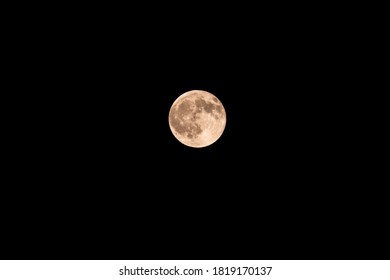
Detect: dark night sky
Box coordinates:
(3, 4, 386, 260)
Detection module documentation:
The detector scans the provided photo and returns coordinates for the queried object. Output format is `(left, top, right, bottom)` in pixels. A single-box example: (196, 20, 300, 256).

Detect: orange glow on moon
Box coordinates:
(168, 90, 226, 148)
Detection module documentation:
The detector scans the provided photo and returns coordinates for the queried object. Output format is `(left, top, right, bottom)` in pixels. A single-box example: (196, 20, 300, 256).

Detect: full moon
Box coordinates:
(168, 90, 226, 148)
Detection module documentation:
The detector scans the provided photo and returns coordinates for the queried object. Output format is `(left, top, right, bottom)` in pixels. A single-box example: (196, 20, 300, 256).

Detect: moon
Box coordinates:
(168, 90, 226, 148)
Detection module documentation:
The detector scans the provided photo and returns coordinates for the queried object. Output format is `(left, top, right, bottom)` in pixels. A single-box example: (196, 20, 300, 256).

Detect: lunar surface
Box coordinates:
(168, 90, 226, 148)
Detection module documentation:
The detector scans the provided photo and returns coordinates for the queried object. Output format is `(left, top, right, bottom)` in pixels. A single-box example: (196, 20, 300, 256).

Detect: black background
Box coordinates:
(2, 3, 387, 260)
